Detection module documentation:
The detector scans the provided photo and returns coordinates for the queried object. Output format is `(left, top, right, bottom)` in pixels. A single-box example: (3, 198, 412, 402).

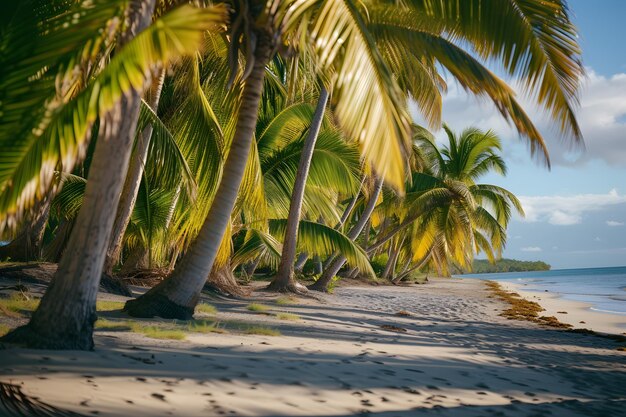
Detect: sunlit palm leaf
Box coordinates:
(270, 219, 374, 276)
(0, 4, 228, 230)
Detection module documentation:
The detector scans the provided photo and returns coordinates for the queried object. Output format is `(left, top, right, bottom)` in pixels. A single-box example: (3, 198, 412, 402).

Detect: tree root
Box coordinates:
(306, 280, 330, 293)
(0, 323, 94, 351)
(265, 280, 309, 295)
(100, 274, 132, 297)
(124, 292, 193, 320)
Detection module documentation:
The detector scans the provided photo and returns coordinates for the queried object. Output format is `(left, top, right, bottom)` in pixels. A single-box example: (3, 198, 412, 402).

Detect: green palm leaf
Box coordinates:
(0, 4, 228, 230)
(270, 219, 374, 276)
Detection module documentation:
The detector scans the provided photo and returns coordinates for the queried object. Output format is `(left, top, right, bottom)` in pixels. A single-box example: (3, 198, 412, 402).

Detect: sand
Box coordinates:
(1, 277, 625, 416)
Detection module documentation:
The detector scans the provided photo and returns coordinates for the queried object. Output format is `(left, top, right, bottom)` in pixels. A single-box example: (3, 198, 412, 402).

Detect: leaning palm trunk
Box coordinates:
(308, 176, 383, 292)
(124, 34, 271, 319)
(1, 0, 156, 350)
(381, 244, 401, 281)
(267, 87, 329, 293)
(104, 67, 166, 276)
(0, 191, 53, 262)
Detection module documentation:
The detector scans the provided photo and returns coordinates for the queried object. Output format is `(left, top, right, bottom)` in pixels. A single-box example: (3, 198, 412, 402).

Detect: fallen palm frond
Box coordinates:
(0, 381, 88, 417)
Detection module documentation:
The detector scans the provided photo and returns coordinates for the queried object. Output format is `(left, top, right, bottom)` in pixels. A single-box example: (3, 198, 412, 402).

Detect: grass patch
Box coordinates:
(95, 319, 133, 331)
(195, 303, 218, 315)
(276, 312, 300, 321)
(486, 281, 572, 329)
(137, 326, 186, 340)
(275, 296, 297, 306)
(243, 326, 281, 336)
(96, 300, 126, 311)
(247, 303, 271, 313)
(0, 324, 11, 337)
(187, 320, 227, 334)
(0, 294, 39, 317)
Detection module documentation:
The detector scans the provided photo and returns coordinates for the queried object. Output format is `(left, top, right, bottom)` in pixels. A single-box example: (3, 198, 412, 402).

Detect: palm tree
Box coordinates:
(308, 175, 383, 291)
(267, 86, 329, 293)
(125, 0, 413, 318)
(103, 67, 167, 277)
(1, 2, 227, 349)
(305, 0, 583, 292)
(369, 125, 523, 280)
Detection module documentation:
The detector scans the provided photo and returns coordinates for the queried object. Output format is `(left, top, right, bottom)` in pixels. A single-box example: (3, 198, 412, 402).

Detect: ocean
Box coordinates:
(459, 266, 626, 316)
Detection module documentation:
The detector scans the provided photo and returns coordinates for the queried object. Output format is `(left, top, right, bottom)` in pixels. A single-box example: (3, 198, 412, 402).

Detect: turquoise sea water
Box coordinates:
(459, 266, 626, 316)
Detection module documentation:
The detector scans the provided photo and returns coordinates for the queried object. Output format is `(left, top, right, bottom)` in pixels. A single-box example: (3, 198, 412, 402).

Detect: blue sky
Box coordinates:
(414, 0, 626, 269)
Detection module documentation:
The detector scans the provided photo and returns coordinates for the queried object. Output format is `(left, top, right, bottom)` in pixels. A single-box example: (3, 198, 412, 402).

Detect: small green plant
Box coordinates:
(276, 312, 300, 321)
(0, 294, 40, 316)
(95, 319, 133, 331)
(0, 324, 11, 337)
(195, 303, 218, 315)
(243, 326, 281, 336)
(247, 303, 271, 312)
(187, 320, 227, 334)
(96, 301, 126, 311)
(326, 276, 340, 294)
(138, 326, 186, 340)
(275, 296, 296, 306)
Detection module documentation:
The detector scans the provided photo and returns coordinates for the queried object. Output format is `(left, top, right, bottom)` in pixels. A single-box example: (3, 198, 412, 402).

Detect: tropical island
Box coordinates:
(0, 1, 624, 416)
(467, 258, 551, 274)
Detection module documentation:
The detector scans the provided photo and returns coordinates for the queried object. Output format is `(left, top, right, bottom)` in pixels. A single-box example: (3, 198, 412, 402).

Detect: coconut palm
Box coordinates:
(368, 125, 523, 281)
(0, 1, 228, 349)
(304, 0, 583, 292)
(124, 0, 413, 318)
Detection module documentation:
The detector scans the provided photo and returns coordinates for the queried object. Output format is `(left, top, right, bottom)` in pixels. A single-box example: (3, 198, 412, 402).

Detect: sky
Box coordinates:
(413, 0, 626, 269)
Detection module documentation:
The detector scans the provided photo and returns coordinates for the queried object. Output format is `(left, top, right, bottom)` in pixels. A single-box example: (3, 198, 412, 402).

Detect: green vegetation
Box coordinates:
(187, 320, 227, 334)
(195, 303, 218, 315)
(275, 297, 297, 306)
(0, 324, 11, 337)
(139, 326, 186, 340)
(242, 326, 281, 337)
(276, 313, 300, 321)
(96, 301, 126, 311)
(0, 0, 584, 349)
(94, 319, 134, 331)
(247, 303, 271, 313)
(0, 294, 40, 316)
(470, 259, 551, 274)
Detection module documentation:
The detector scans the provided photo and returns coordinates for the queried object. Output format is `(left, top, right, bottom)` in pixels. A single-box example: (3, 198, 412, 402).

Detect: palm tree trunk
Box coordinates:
(0, 191, 53, 262)
(294, 252, 308, 272)
(308, 176, 383, 292)
(267, 87, 329, 292)
(336, 176, 364, 229)
(381, 244, 401, 281)
(1, 0, 156, 350)
(124, 33, 271, 319)
(104, 67, 166, 275)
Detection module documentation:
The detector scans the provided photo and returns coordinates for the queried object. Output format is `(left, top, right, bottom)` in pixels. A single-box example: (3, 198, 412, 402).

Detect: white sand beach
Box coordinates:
(1, 277, 625, 417)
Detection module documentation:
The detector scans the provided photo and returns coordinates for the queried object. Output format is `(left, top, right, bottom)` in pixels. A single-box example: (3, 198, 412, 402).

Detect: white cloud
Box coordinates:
(594, 237, 602, 242)
(521, 246, 542, 252)
(412, 69, 626, 167)
(549, 210, 581, 226)
(518, 189, 626, 226)
(607, 220, 625, 226)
